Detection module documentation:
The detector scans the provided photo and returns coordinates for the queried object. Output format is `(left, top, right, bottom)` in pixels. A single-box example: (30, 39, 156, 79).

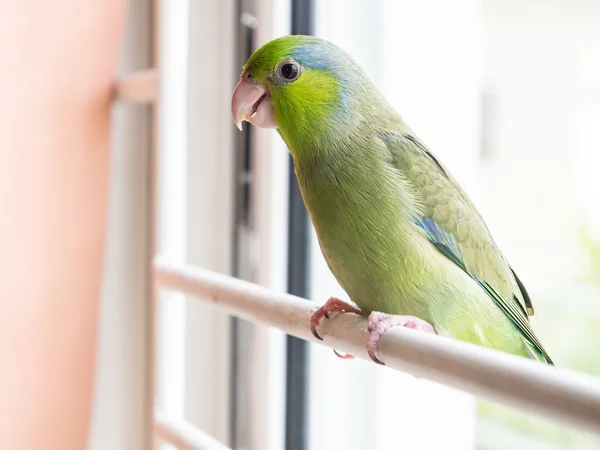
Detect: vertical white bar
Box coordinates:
(88, 1, 153, 449)
(156, 0, 189, 426)
(184, 0, 234, 444)
(233, 1, 291, 449)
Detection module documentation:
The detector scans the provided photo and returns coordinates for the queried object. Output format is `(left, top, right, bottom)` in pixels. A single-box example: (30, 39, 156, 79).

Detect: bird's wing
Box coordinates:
(381, 132, 552, 364)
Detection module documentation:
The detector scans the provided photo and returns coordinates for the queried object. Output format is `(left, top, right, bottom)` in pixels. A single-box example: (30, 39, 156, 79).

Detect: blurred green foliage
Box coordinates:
(577, 227, 600, 287)
(476, 229, 600, 449)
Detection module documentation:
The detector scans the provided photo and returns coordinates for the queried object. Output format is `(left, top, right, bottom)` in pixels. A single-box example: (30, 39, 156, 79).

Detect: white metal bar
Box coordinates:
(153, 259, 600, 436)
(154, 0, 189, 429)
(112, 69, 158, 103)
(183, 0, 235, 443)
(154, 410, 231, 450)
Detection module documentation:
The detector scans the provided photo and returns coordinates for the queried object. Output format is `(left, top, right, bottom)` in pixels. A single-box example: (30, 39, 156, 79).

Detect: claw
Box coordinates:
(309, 297, 363, 342)
(311, 324, 324, 341)
(368, 350, 385, 366)
(333, 349, 355, 360)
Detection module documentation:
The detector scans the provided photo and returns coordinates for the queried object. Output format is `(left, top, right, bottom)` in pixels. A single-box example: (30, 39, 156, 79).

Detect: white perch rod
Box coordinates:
(113, 69, 158, 103)
(154, 409, 232, 450)
(154, 259, 600, 436)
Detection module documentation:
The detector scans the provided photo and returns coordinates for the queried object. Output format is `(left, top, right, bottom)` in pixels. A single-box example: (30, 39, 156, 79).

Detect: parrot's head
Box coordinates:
(231, 35, 383, 152)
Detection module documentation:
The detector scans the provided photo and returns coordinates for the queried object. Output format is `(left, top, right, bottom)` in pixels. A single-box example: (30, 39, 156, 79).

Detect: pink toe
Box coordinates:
(365, 312, 436, 365)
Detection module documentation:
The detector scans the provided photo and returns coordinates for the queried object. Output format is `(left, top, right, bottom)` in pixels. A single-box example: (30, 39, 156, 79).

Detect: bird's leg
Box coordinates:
(309, 297, 363, 341)
(366, 312, 437, 365)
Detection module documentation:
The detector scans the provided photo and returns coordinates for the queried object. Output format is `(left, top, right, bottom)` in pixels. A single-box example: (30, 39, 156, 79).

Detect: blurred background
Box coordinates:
(91, 0, 600, 449)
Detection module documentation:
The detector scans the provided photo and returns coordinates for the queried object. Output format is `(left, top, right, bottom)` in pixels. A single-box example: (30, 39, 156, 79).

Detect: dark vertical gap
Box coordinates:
(231, 0, 256, 447)
(285, 2, 314, 450)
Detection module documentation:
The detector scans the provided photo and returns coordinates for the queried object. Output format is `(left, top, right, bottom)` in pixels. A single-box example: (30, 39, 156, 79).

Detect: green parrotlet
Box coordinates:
(231, 35, 553, 365)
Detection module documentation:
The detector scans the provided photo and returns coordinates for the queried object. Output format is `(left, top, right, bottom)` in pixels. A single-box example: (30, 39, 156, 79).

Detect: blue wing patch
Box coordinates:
(415, 217, 553, 364)
(416, 217, 462, 260)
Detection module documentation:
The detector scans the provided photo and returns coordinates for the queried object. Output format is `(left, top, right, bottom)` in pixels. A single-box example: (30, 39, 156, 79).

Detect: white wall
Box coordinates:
(480, 0, 600, 283)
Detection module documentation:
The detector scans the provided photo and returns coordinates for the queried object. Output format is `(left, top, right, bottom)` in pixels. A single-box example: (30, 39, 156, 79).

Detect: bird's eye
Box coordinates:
(279, 61, 300, 81)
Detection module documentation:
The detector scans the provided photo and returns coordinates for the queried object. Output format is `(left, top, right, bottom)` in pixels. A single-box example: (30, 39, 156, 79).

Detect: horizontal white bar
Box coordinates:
(112, 69, 158, 103)
(154, 410, 231, 450)
(153, 259, 600, 436)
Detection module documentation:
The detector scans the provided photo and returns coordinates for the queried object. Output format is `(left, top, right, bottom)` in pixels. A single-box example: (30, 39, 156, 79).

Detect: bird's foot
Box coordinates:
(366, 312, 436, 365)
(309, 297, 363, 342)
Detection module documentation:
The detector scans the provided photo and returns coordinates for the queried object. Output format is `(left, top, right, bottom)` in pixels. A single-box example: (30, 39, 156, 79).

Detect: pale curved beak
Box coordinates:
(231, 75, 277, 130)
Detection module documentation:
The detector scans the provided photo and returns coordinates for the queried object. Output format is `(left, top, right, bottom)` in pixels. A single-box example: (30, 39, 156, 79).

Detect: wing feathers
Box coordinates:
(384, 132, 552, 363)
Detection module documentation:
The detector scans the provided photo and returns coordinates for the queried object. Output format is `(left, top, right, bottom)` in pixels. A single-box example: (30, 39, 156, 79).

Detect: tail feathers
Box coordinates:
(521, 336, 554, 365)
